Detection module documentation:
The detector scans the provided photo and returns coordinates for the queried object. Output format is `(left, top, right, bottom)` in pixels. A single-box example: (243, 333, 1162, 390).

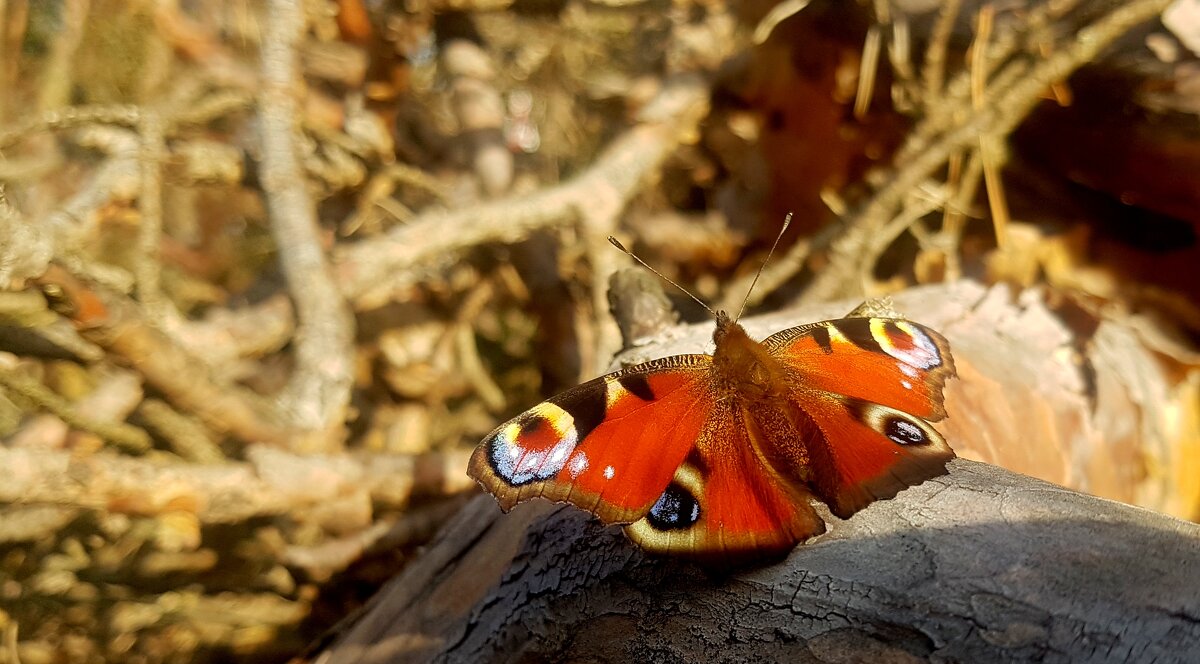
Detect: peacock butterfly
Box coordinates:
(467, 238, 956, 564)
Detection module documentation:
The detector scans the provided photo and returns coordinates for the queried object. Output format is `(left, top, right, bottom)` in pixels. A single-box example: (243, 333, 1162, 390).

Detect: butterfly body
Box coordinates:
(469, 312, 955, 564)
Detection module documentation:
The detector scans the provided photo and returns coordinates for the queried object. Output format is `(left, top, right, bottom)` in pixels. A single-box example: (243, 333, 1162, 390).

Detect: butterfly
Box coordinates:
(467, 302, 956, 564)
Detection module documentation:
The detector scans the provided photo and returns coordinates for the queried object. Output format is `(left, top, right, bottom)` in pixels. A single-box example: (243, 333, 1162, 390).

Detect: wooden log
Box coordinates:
(316, 461, 1200, 663)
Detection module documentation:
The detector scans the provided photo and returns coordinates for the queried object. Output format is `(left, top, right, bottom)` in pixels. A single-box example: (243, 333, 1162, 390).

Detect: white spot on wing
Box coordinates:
(603, 465, 615, 480)
(567, 451, 589, 478)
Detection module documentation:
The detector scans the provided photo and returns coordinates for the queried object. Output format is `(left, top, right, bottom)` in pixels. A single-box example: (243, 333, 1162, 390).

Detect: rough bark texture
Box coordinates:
(312, 281, 1200, 663)
(316, 462, 1200, 664)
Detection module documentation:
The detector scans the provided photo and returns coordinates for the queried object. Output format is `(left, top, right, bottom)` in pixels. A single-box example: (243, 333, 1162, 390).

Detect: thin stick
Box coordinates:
(752, 0, 814, 45)
(607, 236, 717, 318)
(0, 363, 152, 454)
(136, 111, 166, 318)
(259, 0, 355, 449)
(922, 0, 963, 108)
(890, 15, 913, 85)
(854, 25, 882, 120)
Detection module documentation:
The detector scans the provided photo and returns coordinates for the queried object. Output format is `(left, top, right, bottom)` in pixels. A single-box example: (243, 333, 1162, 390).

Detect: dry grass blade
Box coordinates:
(970, 4, 1012, 248)
(799, 0, 1174, 305)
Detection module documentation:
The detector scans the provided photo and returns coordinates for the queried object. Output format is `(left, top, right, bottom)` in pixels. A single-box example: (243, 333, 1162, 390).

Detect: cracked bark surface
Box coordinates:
(312, 282, 1200, 663)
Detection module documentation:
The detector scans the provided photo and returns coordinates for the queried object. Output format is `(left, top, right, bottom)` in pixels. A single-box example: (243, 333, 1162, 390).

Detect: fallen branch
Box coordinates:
(258, 0, 356, 450)
(334, 75, 711, 310)
(133, 398, 226, 463)
(34, 265, 294, 448)
(318, 461, 1200, 663)
(163, 294, 295, 373)
(0, 444, 474, 524)
(0, 359, 151, 454)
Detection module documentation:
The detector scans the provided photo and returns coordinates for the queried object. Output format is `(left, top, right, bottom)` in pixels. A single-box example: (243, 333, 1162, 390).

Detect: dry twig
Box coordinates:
(334, 75, 711, 309)
(798, 0, 1172, 304)
(34, 265, 293, 448)
(258, 0, 355, 451)
(136, 111, 167, 318)
(0, 444, 474, 524)
(0, 359, 151, 453)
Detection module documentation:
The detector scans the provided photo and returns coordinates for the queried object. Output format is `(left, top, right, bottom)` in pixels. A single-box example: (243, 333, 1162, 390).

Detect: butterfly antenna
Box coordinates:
(607, 236, 719, 319)
(734, 212, 792, 323)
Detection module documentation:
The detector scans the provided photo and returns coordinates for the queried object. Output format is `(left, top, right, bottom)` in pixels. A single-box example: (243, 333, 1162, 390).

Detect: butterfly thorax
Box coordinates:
(711, 314, 791, 401)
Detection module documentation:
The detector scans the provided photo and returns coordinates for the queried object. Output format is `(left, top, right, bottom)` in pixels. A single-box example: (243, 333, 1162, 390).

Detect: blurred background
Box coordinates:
(0, 0, 1197, 661)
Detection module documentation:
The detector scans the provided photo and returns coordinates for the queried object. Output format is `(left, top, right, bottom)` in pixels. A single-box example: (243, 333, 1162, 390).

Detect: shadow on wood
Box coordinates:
(314, 461, 1200, 663)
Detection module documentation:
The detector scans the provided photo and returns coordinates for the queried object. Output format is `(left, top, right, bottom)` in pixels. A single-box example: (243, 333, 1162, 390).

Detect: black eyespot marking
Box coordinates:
(647, 483, 700, 531)
(885, 417, 927, 445)
(811, 325, 833, 354)
(618, 373, 655, 402)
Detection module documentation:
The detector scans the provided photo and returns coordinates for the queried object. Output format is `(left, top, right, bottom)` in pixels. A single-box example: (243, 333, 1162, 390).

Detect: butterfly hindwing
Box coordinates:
(765, 317, 956, 518)
(468, 356, 715, 523)
(625, 399, 826, 564)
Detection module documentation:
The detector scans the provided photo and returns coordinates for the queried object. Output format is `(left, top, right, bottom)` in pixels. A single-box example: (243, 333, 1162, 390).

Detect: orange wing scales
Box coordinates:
(625, 401, 827, 564)
(768, 317, 956, 518)
(469, 356, 713, 523)
(766, 317, 954, 419)
(468, 313, 957, 564)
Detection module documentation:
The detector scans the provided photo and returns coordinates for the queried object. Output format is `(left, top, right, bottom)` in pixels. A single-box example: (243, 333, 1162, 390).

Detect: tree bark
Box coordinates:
(314, 461, 1200, 663)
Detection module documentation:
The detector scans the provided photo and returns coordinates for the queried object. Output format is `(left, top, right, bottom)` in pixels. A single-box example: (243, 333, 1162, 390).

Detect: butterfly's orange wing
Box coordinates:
(468, 357, 712, 523)
(624, 397, 825, 564)
(468, 356, 826, 562)
(765, 317, 956, 518)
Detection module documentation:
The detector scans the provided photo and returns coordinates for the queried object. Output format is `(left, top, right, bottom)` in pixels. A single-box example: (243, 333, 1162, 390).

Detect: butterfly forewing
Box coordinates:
(765, 317, 954, 419)
(468, 356, 714, 523)
(765, 317, 956, 518)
